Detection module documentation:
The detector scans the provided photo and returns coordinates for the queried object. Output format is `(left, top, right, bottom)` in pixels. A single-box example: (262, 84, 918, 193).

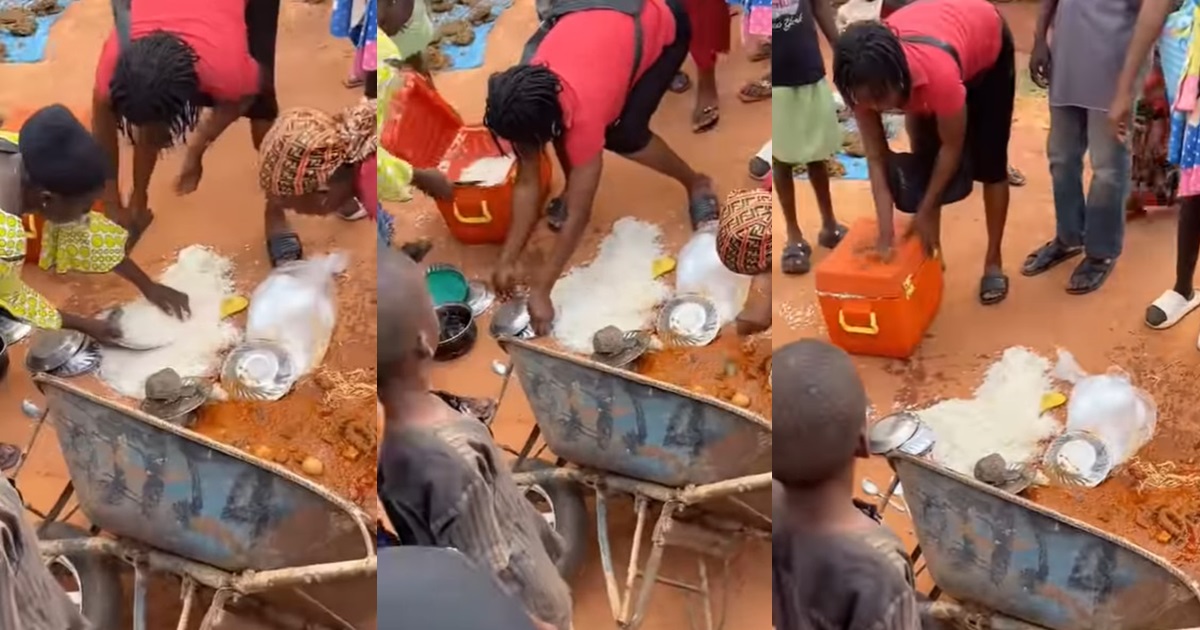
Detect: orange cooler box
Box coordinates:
(380, 72, 552, 245)
(814, 218, 943, 359)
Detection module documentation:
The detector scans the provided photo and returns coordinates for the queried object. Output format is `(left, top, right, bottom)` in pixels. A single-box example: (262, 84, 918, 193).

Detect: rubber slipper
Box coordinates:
(1146, 288, 1200, 329)
(1008, 166, 1027, 187)
(748, 156, 771, 181)
(692, 106, 719, 134)
(0, 443, 20, 472)
(687, 192, 720, 230)
(266, 232, 303, 268)
(546, 197, 567, 232)
(1021, 240, 1082, 277)
(782, 241, 813, 275)
(338, 200, 369, 221)
(669, 72, 691, 94)
(738, 79, 771, 103)
(817, 224, 848, 249)
(1066, 257, 1115, 295)
(980, 271, 1009, 305)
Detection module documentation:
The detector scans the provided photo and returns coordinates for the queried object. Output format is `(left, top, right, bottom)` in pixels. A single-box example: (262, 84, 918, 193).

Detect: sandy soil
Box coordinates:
(776, 0, 1200, 600)
(0, 1, 376, 627)
(390, 1, 773, 627)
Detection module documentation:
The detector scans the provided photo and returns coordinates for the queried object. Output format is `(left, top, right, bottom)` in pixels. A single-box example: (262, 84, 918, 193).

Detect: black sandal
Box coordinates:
(266, 232, 303, 268)
(692, 106, 720, 134)
(546, 197, 567, 232)
(818, 224, 848, 249)
(687, 192, 720, 230)
(670, 72, 691, 94)
(980, 271, 1009, 305)
(782, 241, 813, 275)
(1066, 257, 1115, 295)
(1021, 240, 1082, 277)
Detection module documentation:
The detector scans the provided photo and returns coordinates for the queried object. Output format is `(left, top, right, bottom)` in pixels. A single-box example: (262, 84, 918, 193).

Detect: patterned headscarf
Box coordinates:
(258, 103, 377, 196)
(716, 189, 773, 275)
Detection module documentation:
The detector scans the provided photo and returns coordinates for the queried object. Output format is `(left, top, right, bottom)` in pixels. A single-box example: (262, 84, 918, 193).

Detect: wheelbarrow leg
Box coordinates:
(176, 578, 197, 630)
(594, 489, 623, 619)
(618, 496, 650, 623)
(133, 562, 149, 630)
(199, 589, 235, 630)
(627, 502, 679, 629)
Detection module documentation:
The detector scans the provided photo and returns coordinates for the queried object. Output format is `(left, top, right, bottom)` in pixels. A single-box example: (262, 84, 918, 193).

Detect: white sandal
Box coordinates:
(338, 200, 369, 221)
(1147, 288, 1200, 330)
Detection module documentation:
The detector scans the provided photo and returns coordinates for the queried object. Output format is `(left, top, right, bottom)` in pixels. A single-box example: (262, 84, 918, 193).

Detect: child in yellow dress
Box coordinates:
(0, 105, 189, 342)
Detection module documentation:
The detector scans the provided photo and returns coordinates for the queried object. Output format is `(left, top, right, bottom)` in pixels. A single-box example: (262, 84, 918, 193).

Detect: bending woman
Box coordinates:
(0, 105, 190, 342)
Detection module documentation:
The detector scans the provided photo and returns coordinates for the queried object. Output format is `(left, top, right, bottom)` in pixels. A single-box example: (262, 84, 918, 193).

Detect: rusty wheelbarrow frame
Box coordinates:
(13, 375, 377, 630)
(497, 338, 772, 630)
(887, 452, 1200, 630)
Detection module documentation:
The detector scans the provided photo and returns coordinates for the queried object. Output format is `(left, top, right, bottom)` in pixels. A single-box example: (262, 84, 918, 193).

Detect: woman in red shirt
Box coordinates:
(482, 0, 719, 334)
(92, 0, 280, 242)
(832, 0, 1016, 305)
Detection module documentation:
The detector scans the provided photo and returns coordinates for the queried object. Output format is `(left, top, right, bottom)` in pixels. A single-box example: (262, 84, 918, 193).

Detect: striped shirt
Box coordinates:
(379, 413, 573, 630)
(0, 478, 89, 630)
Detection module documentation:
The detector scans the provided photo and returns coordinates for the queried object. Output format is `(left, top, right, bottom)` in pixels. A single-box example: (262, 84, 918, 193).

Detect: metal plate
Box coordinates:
(466, 281, 495, 317)
(868, 412, 921, 454)
(656, 295, 719, 348)
(47, 341, 101, 378)
(0, 313, 32, 346)
(490, 299, 535, 339)
(140, 378, 210, 422)
(589, 331, 651, 369)
(26, 329, 87, 373)
(220, 341, 297, 401)
(1043, 431, 1113, 488)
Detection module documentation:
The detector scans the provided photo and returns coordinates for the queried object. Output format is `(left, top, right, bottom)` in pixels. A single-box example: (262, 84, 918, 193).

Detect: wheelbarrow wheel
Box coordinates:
(515, 460, 588, 582)
(40, 522, 124, 630)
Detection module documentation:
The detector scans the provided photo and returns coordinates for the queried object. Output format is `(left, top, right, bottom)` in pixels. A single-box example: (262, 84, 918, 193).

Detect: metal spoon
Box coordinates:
(862, 478, 908, 514)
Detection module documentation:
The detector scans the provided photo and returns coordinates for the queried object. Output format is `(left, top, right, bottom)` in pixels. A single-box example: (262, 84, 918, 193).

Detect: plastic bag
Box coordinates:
(246, 252, 348, 376)
(675, 226, 751, 325)
(1054, 350, 1158, 466)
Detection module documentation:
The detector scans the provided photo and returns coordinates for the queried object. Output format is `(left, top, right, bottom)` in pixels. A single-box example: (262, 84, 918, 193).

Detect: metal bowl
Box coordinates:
(1042, 431, 1113, 488)
(656, 295, 719, 347)
(435, 302, 477, 362)
(466, 281, 495, 317)
(140, 378, 209, 427)
(220, 341, 297, 401)
(867, 412, 921, 455)
(0, 312, 31, 347)
(590, 330, 651, 369)
(48, 341, 101, 378)
(26, 330, 87, 373)
(425, 263, 470, 306)
(490, 299, 535, 340)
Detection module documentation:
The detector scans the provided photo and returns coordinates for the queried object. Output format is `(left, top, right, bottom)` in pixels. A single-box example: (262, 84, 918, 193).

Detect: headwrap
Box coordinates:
(19, 104, 110, 197)
(716, 189, 773, 275)
(258, 103, 377, 196)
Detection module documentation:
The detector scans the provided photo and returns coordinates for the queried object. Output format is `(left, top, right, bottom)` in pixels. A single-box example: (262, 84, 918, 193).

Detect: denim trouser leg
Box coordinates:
(1082, 107, 1130, 260)
(1047, 105, 1131, 259)
(1048, 106, 1088, 249)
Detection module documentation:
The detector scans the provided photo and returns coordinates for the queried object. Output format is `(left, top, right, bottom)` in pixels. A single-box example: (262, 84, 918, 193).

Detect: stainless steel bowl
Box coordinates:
(140, 378, 210, 427)
(26, 330, 88, 373)
(220, 341, 297, 401)
(490, 299, 535, 339)
(867, 412, 921, 455)
(48, 341, 102, 378)
(656, 295, 720, 348)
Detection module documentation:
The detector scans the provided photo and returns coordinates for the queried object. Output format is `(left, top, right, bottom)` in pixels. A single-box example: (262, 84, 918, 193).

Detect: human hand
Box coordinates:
(414, 168, 454, 201)
(905, 208, 941, 257)
(492, 263, 519, 299)
(1029, 38, 1051, 89)
(78, 317, 123, 345)
(527, 288, 555, 336)
(874, 226, 895, 262)
(142, 283, 191, 319)
(1110, 91, 1134, 143)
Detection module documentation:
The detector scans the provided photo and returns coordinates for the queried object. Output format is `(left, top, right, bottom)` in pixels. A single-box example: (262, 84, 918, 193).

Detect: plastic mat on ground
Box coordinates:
(794, 114, 903, 181)
(1, 0, 78, 64)
(430, 0, 514, 71)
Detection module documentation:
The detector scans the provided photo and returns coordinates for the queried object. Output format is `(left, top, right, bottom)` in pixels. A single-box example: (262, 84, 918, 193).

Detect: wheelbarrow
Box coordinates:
(495, 338, 772, 630)
(16, 374, 376, 630)
(889, 452, 1200, 630)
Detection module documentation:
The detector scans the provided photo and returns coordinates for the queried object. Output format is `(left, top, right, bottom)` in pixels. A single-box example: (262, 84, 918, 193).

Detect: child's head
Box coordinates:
(378, 0, 416, 37)
(109, 31, 202, 146)
(832, 21, 912, 112)
(772, 340, 869, 489)
(18, 105, 108, 223)
(377, 247, 440, 400)
(717, 189, 773, 276)
(483, 64, 564, 152)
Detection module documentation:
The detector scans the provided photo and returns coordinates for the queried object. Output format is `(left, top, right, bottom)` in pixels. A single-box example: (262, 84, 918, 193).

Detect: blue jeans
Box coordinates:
(1047, 105, 1131, 260)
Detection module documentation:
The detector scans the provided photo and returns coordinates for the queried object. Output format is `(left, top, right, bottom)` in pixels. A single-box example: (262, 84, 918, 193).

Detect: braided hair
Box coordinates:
(483, 64, 563, 148)
(109, 30, 202, 146)
(832, 21, 912, 110)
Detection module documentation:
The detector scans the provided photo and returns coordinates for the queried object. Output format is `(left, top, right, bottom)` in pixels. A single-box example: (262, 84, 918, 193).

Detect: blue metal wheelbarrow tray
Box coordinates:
(890, 453, 1200, 630)
(497, 338, 771, 630)
(23, 375, 377, 630)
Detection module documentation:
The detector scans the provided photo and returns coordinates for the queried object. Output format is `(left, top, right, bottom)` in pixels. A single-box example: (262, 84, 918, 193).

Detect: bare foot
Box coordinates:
(175, 154, 203, 195)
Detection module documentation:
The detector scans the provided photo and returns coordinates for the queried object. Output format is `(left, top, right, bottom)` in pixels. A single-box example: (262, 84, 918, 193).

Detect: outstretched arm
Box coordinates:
(535, 154, 601, 296)
(856, 108, 897, 252)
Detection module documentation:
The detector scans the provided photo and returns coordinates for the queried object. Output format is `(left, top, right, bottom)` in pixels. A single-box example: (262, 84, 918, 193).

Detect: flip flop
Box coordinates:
(546, 197, 567, 232)
(669, 72, 691, 94)
(687, 192, 719, 230)
(980, 271, 1009, 305)
(1066, 257, 1115, 295)
(782, 241, 813, 275)
(692, 106, 719, 134)
(818, 224, 848, 249)
(1146, 288, 1200, 329)
(1022, 240, 1082, 277)
(748, 156, 771, 180)
(0, 443, 20, 472)
(1008, 166, 1027, 187)
(266, 232, 303, 268)
(338, 200, 369, 221)
(738, 79, 771, 103)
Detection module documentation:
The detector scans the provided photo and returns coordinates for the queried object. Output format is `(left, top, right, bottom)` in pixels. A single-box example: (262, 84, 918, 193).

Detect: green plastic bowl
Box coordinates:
(425, 265, 470, 306)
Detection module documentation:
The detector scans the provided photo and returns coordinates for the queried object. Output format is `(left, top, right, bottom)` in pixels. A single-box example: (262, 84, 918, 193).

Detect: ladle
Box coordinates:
(862, 478, 908, 514)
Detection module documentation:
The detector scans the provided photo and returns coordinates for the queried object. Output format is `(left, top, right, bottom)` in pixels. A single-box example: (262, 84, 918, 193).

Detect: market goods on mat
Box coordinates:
(815, 218, 943, 359)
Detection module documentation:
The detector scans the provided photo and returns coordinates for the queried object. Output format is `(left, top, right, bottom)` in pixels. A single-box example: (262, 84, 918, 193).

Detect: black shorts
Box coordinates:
(603, 0, 691, 155)
(194, 0, 280, 121)
(907, 20, 1015, 186)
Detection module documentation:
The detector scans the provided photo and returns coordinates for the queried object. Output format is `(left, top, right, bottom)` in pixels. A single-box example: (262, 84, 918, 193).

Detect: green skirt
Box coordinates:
(772, 80, 842, 166)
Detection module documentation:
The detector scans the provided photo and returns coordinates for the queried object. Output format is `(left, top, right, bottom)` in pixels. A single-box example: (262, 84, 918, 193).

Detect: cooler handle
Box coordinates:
(838, 309, 879, 336)
(453, 201, 493, 225)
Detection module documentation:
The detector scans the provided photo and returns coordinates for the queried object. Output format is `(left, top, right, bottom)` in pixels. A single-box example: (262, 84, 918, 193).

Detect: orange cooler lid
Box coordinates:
(814, 218, 932, 300)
